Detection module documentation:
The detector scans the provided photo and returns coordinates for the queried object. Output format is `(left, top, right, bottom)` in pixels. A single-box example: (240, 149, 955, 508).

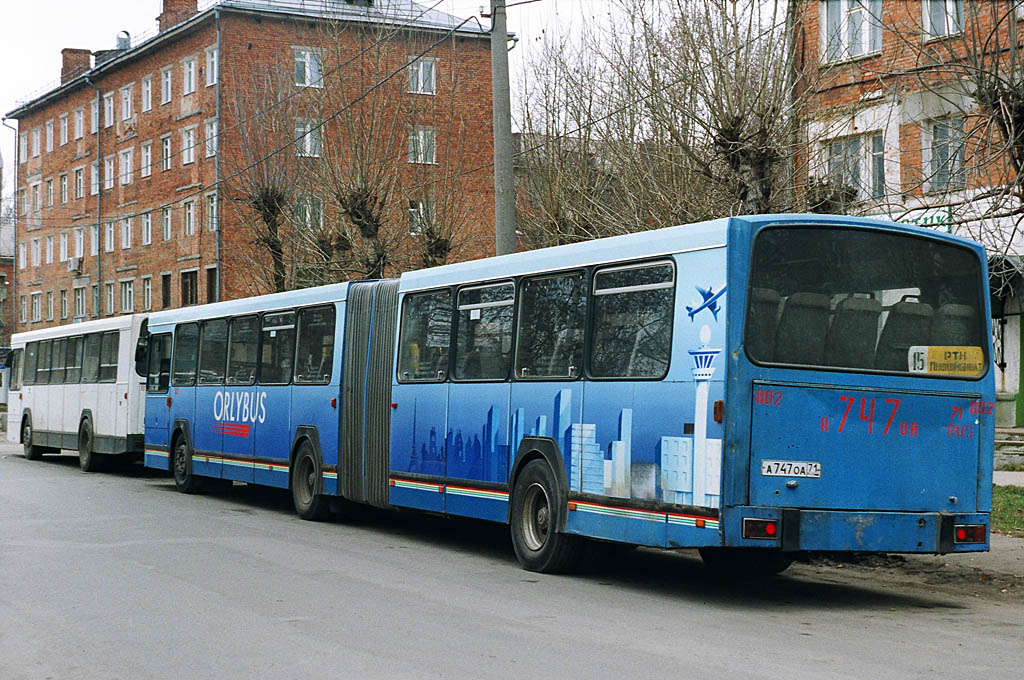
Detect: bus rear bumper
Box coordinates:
(724, 507, 990, 553)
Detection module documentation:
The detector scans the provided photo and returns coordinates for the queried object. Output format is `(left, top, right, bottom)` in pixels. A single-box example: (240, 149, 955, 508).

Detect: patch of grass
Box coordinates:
(997, 463, 1024, 472)
(992, 485, 1024, 538)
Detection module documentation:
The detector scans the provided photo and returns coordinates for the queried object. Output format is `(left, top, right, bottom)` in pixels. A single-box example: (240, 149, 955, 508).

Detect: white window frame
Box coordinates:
(74, 108, 84, 139)
(91, 99, 99, 134)
(295, 119, 322, 157)
(142, 75, 153, 112)
(206, 46, 219, 86)
(120, 279, 135, 313)
(121, 217, 132, 250)
(45, 120, 54, 152)
(923, 0, 963, 39)
(142, 276, 153, 311)
(19, 133, 26, 163)
(75, 228, 85, 258)
(119, 148, 134, 185)
(74, 167, 84, 198)
(182, 127, 196, 165)
(31, 128, 41, 157)
(46, 291, 54, 321)
(408, 126, 437, 165)
(59, 114, 69, 145)
(74, 287, 86, 319)
(120, 84, 133, 121)
(141, 141, 152, 178)
(105, 222, 115, 253)
(408, 199, 435, 235)
(183, 57, 196, 95)
(31, 238, 41, 267)
(294, 48, 323, 88)
(142, 212, 152, 245)
(31, 293, 42, 322)
(103, 92, 114, 128)
(60, 290, 69, 320)
(205, 118, 218, 157)
(923, 116, 966, 193)
(106, 282, 115, 316)
(161, 66, 172, 104)
(821, 0, 882, 63)
(59, 232, 68, 262)
(90, 225, 99, 256)
(184, 200, 196, 236)
(408, 57, 437, 95)
(161, 134, 172, 171)
(162, 207, 172, 240)
(90, 162, 100, 196)
(60, 174, 68, 204)
(206, 193, 218, 231)
(19, 243, 26, 270)
(45, 236, 53, 264)
(104, 156, 115, 190)
(45, 178, 54, 207)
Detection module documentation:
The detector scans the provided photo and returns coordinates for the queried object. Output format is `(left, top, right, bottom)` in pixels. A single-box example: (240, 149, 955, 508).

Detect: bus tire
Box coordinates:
(291, 441, 329, 521)
(78, 423, 105, 473)
(698, 547, 794, 577)
(22, 418, 42, 461)
(510, 459, 583, 573)
(172, 436, 205, 494)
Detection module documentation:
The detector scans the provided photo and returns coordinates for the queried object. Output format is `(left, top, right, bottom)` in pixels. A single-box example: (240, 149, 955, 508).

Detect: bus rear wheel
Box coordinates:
(698, 547, 794, 577)
(510, 459, 583, 573)
(172, 438, 204, 494)
(78, 423, 105, 473)
(22, 419, 42, 461)
(291, 441, 329, 521)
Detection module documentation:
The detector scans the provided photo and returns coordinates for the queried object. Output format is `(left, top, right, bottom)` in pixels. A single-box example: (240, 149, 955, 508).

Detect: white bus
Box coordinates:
(6, 315, 148, 471)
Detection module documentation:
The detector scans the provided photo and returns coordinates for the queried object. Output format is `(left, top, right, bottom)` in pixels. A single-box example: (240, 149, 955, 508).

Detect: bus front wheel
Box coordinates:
(510, 459, 583, 573)
(78, 423, 105, 473)
(172, 438, 205, 494)
(291, 441, 329, 521)
(22, 419, 42, 461)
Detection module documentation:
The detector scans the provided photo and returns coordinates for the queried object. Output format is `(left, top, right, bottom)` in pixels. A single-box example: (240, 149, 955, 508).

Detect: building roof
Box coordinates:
(6, 0, 487, 119)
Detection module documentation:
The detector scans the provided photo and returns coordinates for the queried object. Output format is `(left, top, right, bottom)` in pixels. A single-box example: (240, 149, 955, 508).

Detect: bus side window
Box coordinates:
(147, 334, 172, 393)
(259, 312, 296, 385)
(98, 332, 119, 383)
(198, 319, 228, 385)
(82, 334, 102, 383)
(172, 324, 200, 387)
(294, 306, 336, 384)
(9, 349, 22, 391)
(516, 272, 586, 379)
(23, 342, 37, 386)
(397, 290, 451, 382)
(51, 338, 67, 385)
(66, 336, 84, 384)
(590, 262, 675, 379)
(455, 282, 514, 381)
(36, 340, 52, 385)
(227, 316, 259, 386)
(134, 319, 149, 377)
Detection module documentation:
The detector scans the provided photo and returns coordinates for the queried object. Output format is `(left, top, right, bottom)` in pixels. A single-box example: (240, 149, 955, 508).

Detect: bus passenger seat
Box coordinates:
(773, 292, 830, 365)
(745, 287, 781, 361)
(825, 296, 881, 369)
(931, 303, 977, 346)
(875, 300, 934, 371)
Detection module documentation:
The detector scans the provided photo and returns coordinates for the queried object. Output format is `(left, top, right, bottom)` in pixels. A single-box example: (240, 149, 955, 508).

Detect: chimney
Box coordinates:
(61, 48, 92, 84)
(158, 0, 199, 32)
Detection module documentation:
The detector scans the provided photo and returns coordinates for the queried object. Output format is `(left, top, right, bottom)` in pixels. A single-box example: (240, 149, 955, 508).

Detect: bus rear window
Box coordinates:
(746, 226, 987, 377)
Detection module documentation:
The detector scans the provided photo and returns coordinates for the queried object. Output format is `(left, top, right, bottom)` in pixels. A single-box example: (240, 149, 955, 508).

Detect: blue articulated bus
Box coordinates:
(143, 214, 994, 573)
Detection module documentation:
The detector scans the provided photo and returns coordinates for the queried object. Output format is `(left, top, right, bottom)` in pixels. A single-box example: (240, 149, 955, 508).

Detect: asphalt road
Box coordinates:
(1, 445, 1022, 680)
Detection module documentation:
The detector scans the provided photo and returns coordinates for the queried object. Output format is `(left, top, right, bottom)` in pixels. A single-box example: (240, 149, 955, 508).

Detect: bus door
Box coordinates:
(252, 312, 294, 488)
(5, 348, 23, 444)
(144, 332, 173, 464)
(168, 324, 203, 473)
(445, 282, 514, 519)
(390, 289, 451, 512)
(292, 305, 339, 492)
(220, 315, 260, 483)
(193, 319, 228, 478)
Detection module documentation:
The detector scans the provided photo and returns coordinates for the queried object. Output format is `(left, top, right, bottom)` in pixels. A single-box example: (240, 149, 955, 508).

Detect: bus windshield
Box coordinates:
(745, 225, 987, 377)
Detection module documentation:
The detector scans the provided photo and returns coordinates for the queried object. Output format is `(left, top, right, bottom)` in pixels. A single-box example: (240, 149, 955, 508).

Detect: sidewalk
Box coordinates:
(993, 470, 1024, 487)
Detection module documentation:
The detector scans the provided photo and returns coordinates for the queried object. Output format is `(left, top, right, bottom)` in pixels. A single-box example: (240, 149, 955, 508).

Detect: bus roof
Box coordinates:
(145, 281, 351, 332)
(11, 314, 145, 346)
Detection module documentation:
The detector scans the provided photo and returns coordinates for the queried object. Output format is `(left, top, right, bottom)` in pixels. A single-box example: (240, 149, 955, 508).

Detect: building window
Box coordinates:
(90, 162, 99, 195)
(75, 228, 85, 258)
(161, 66, 172, 104)
(31, 128, 41, 157)
(161, 273, 172, 309)
(924, 0, 963, 38)
(825, 136, 861, 195)
(61, 290, 68, 320)
(408, 126, 437, 164)
(59, 232, 68, 262)
(46, 292, 54, 321)
(408, 57, 437, 94)
(31, 238, 41, 267)
(295, 119, 321, 157)
(928, 116, 966, 191)
(60, 174, 68, 204)
(45, 120, 54, 152)
(142, 75, 152, 112)
(74, 287, 86, 318)
(20, 295, 27, 323)
(91, 225, 99, 256)
(45, 178, 53, 207)
(19, 133, 26, 163)
(141, 141, 152, 177)
(206, 267, 218, 304)
(60, 115, 68, 145)
(121, 218, 132, 249)
(822, 0, 881, 62)
(183, 58, 196, 94)
(870, 134, 885, 198)
(91, 99, 99, 134)
(408, 199, 435, 235)
(119, 149, 133, 185)
(31, 293, 42, 322)
(106, 282, 115, 315)
(142, 276, 152, 311)
(142, 212, 152, 245)
(294, 49, 322, 87)
(207, 194, 218, 231)
(18, 189, 26, 215)
(120, 85, 133, 120)
(297, 195, 323, 230)
(105, 222, 114, 252)
(19, 243, 26, 270)
(45, 236, 53, 264)
(161, 135, 172, 171)
(181, 270, 198, 306)
(206, 46, 219, 86)
(162, 207, 172, 240)
(74, 108, 84, 139)
(120, 280, 135, 313)
(182, 128, 195, 165)
(103, 157, 114, 190)
(104, 93, 114, 128)
(205, 118, 218, 157)
(184, 201, 195, 236)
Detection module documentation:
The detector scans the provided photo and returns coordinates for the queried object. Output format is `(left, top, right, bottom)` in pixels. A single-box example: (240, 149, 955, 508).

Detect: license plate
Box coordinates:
(761, 460, 821, 478)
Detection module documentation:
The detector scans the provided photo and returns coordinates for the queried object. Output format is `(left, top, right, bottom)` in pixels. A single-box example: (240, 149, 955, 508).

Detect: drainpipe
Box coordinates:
(2, 117, 18, 334)
(214, 7, 222, 302)
(85, 76, 102, 318)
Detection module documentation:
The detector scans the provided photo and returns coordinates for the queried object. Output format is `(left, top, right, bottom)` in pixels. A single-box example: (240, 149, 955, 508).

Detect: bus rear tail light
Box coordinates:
(713, 400, 723, 423)
(953, 524, 986, 544)
(166, 397, 172, 407)
(742, 518, 778, 539)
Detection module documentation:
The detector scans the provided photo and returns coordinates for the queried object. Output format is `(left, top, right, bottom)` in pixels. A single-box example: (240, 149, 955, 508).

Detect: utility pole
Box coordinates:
(491, 0, 517, 256)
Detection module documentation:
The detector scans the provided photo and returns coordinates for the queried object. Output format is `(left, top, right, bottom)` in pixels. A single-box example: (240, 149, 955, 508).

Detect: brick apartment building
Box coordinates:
(794, 0, 1024, 425)
(5, 0, 494, 333)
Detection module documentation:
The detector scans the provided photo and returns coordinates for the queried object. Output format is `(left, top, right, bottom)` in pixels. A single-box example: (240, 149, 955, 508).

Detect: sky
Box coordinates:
(0, 0, 614, 204)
